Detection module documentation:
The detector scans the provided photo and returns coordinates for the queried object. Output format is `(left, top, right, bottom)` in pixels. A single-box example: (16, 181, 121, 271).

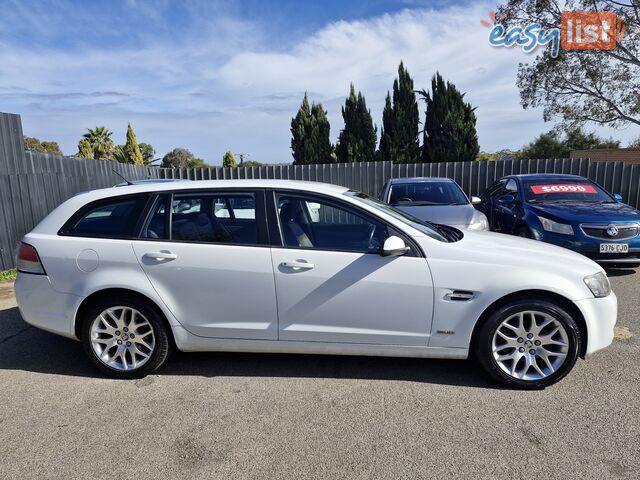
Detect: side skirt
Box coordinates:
(172, 326, 468, 360)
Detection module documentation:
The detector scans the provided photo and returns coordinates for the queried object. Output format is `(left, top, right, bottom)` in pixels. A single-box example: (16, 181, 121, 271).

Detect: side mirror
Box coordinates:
(498, 194, 515, 204)
(471, 196, 482, 205)
(614, 193, 623, 202)
(381, 236, 410, 257)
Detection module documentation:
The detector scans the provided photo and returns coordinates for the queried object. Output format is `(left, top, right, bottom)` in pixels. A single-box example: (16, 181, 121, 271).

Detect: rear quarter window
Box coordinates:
(60, 195, 149, 238)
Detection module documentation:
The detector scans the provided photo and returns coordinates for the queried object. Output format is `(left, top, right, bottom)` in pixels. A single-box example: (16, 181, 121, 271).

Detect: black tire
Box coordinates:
(80, 294, 171, 379)
(475, 299, 580, 389)
(516, 226, 532, 238)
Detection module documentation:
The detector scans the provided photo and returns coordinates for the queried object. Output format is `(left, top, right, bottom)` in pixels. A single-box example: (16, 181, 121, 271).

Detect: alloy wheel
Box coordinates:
(492, 310, 569, 381)
(90, 306, 156, 371)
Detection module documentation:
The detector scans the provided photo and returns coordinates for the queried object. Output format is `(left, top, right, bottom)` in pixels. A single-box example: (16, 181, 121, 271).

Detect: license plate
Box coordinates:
(600, 243, 629, 253)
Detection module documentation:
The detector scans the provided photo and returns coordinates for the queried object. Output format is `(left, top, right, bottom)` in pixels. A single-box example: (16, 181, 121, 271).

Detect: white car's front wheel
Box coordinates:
(476, 299, 581, 389)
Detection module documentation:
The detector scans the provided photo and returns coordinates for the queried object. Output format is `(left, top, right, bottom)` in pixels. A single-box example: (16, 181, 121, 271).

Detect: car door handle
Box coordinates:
(144, 251, 178, 261)
(281, 261, 314, 270)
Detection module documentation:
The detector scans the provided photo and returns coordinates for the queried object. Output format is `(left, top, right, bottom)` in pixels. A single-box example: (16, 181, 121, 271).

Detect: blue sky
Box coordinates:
(0, 0, 635, 164)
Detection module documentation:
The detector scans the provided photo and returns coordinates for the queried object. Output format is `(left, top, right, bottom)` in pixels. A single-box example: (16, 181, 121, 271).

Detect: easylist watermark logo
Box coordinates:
(482, 10, 626, 57)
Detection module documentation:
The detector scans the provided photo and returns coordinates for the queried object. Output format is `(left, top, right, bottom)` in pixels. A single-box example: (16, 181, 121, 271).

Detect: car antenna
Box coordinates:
(112, 169, 134, 185)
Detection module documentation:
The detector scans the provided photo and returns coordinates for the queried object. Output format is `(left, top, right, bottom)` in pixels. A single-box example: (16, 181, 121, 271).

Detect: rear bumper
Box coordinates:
(15, 273, 80, 339)
(574, 291, 617, 356)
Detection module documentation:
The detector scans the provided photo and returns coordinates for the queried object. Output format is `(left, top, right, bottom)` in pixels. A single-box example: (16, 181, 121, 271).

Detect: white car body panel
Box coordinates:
(271, 248, 433, 345)
(132, 240, 278, 340)
(15, 179, 616, 361)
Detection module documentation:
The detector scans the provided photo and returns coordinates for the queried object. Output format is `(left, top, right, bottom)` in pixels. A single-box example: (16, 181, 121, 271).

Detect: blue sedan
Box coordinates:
(478, 174, 640, 266)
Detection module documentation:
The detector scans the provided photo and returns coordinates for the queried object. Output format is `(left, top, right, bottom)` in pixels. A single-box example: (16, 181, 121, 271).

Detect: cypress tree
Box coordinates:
(291, 93, 313, 165)
(123, 123, 144, 165)
(310, 102, 333, 164)
(419, 72, 479, 163)
(378, 93, 393, 162)
(222, 150, 237, 167)
(377, 62, 420, 164)
(77, 139, 94, 159)
(291, 93, 333, 164)
(336, 84, 377, 163)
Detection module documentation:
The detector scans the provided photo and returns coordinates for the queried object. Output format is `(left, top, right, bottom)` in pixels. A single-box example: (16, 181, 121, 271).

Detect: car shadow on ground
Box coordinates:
(605, 267, 637, 278)
(0, 306, 494, 389)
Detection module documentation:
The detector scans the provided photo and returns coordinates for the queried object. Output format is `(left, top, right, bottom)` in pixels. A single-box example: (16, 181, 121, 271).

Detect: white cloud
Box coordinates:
(1, 2, 635, 164)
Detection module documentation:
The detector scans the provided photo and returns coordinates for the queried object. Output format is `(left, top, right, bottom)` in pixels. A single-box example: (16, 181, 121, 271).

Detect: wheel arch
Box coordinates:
(74, 288, 177, 350)
(470, 289, 588, 358)
(512, 219, 531, 236)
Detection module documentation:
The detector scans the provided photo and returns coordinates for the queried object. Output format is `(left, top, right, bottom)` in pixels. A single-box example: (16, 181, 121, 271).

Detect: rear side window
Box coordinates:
(142, 191, 259, 245)
(61, 195, 148, 238)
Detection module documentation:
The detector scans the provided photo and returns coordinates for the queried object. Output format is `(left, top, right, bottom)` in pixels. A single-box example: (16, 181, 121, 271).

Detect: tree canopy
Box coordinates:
(24, 137, 63, 155)
(378, 62, 420, 164)
(83, 126, 114, 160)
(222, 151, 237, 168)
(161, 148, 195, 168)
(161, 148, 209, 168)
(139, 143, 155, 165)
(335, 84, 377, 163)
(498, 0, 640, 129)
(77, 139, 93, 159)
(419, 72, 479, 163)
(290, 93, 334, 164)
(123, 123, 144, 165)
(519, 128, 620, 159)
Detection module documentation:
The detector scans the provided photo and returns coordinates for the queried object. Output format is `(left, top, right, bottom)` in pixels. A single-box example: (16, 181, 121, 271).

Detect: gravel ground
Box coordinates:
(0, 270, 638, 480)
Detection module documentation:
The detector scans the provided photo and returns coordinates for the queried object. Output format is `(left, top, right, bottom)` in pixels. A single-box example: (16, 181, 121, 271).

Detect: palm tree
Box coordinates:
(111, 145, 128, 163)
(83, 126, 114, 160)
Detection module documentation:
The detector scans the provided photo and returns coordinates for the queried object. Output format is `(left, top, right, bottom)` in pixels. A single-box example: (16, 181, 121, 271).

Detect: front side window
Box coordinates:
(143, 192, 258, 244)
(64, 195, 148, 237)
(276, 193, 388, 252)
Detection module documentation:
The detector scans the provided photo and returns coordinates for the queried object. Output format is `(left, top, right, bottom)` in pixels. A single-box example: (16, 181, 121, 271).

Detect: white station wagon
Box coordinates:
(15, 180, 617, 388)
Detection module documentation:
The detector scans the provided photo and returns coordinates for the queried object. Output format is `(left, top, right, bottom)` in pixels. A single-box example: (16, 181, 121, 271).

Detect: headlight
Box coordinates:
(537, 216, 574, 235)
(583, 272, 611, 298)
(468, 210, 489, 231)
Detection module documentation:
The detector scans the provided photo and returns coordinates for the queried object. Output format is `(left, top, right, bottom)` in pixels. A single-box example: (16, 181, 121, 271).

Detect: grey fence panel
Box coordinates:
(0, 112, 160, 269)
(153, 156, 640, 209)
(2, 110, 640, 269)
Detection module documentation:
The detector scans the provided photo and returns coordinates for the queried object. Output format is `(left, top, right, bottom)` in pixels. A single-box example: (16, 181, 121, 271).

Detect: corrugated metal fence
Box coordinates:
(159, 157, 640, 205)
(2, 111, 640, 269)
(0, 112, 158, 269)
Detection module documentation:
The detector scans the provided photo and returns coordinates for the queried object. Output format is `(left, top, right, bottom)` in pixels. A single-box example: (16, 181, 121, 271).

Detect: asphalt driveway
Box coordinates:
(0, 270, 638, 479)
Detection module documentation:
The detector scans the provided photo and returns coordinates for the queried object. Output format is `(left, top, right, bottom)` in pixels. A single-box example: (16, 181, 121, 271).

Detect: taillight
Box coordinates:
(17, 243, 46, 275)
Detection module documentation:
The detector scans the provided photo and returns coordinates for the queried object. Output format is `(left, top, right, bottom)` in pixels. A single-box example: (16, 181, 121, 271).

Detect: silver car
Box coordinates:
(379, 177, 489, 230)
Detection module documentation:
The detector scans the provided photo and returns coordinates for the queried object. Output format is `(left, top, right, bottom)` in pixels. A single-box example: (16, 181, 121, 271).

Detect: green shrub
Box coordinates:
(0, 269, 17, 282)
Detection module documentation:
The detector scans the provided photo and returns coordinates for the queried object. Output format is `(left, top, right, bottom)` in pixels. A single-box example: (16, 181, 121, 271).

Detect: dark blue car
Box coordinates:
(478, 174, 640, 266)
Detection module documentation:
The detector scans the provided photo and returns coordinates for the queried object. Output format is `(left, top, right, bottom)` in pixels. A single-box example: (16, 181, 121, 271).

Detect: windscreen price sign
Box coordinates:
(530, 184, 597, 194)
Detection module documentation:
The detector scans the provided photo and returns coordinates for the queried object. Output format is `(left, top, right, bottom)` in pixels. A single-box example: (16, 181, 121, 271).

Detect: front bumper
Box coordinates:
(532, 228, 640, 264)
(575, 291, 617, 356)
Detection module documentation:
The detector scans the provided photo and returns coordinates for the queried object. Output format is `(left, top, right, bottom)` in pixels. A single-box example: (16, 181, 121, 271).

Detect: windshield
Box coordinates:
(345, 191, 449, 242)
(522, 179, 614, 204)
(388, 181, 468, 206)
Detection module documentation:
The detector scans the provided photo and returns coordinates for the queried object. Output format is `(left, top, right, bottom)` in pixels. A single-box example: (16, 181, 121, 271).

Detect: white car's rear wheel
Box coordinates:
(81, 295, 171, 378)
(90, 306, 156, 371)
(476, 299, 581, 389)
